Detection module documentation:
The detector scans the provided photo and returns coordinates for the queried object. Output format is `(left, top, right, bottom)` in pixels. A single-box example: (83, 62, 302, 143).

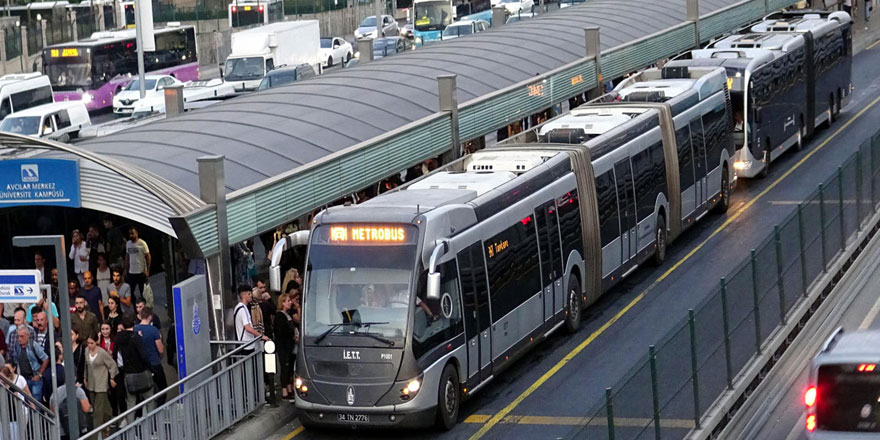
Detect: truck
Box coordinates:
(224, 20, 321, 92)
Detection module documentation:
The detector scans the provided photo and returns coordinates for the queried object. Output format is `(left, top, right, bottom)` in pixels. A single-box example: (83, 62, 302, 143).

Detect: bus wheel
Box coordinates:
(436, 364, 460, 431)
(760, 142, 771, 179)
(564, 276, 582, 333)
(651, 214, 667, 266)
(830, 94, 838, 123)
(715, 167, 730, 213)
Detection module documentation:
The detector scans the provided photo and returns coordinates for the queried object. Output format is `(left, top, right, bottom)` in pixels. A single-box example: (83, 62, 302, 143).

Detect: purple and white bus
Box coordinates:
(42, 25, 198, 111)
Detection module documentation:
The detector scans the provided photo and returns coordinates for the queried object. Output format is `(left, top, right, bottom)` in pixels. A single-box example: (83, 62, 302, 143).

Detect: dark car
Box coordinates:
(257, 64, 317, 90)
(372, 36, 413, 59)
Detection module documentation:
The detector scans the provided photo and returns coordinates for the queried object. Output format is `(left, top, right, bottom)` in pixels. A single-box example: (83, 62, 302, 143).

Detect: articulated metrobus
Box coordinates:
(268, 65, 734, 430)
(668, 10, 852, 178)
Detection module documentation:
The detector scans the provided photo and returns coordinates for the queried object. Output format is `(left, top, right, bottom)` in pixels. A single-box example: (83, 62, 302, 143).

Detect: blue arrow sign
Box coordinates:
(0, 270, 41, 303)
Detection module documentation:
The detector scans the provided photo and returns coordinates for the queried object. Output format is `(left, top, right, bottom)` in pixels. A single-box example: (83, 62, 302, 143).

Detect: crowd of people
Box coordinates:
(0, 216, 167, 439)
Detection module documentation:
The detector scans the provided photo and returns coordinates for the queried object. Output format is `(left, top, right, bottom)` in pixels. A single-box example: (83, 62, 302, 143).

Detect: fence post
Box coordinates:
(70, 10, 78, 41)
(819, 183, 827, 271)
(798, 203, 808, 297)
(606, 387, 616, 440)
(720, 277, 733, 389)
(838, 166, 845, 247)
(871, 139, 877, 212)
(41, 19, 48, 50)
(689, 309, 701, 429)
(19, 25, 27, 73)
(751, 249, 762, 354)
(0, 29, 7, 76)
(649, 345, 661, 440)
(857, 149, 863, 231)
(774, 225, 786, 324)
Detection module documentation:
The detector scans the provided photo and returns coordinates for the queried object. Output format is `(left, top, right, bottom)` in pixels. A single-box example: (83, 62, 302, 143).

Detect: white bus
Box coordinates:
(269, 65, 735, 430)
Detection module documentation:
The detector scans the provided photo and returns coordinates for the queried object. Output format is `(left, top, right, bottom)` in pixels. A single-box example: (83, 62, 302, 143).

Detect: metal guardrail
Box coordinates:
(564, 132, 880, 440)
(183, 0, 799, 257)
(81, 339, 265, 440)
(0, 370, 59, 440)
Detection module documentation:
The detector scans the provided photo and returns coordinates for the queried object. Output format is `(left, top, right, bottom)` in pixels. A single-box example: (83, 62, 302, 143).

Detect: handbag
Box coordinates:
(124, 370, 152, 394)
(142, 282, 154, 308)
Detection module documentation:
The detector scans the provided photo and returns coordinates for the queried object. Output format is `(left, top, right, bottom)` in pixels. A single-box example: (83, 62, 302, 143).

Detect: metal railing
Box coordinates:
(565, 131, 880, 440)
(0, 371, 59, 440)
(81, 339, 264, 440)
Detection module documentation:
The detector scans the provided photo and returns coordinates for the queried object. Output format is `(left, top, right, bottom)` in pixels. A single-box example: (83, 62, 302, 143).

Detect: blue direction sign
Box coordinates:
(0, 159, 81, 208)
(0, 270, 41, 303)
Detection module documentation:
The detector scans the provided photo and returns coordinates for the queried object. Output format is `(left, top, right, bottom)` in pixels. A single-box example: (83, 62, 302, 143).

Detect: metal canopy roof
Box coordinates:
(81, 0, 731, 196)
(74, 0, 795, 256)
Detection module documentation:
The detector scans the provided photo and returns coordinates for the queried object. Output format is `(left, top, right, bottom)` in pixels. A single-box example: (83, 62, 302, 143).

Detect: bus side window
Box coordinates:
(595, 171, 620, 247)
(485, 216, 542, 320)
(412, 260, 463, 360)
(0, 98, 10, 120)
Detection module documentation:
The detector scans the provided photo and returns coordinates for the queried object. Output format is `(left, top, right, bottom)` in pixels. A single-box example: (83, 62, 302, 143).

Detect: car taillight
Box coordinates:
(804, 386, 817, 408)
(258, 5, 264, 11)
(806, 414, 817, 432)
(231, 5, 237, 12)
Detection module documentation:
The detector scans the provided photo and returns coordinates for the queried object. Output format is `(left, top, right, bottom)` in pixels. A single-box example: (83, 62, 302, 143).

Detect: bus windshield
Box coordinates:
(414, 1, 453, 31)
(0, 116, 41, 136)
(225, 57, 265, 81)
(43, 48, 93, 90)
(304, 225, 418, 345)
(816, 364, 880, 432)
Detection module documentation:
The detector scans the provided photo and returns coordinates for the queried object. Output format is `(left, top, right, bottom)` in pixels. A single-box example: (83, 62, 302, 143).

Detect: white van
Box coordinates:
(0, 101, 91, 141)
(0, 73, 54, 120)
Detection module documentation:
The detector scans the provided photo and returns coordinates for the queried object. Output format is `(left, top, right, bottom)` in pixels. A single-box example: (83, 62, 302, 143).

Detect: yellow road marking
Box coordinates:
(468, 94, 880, 440)
(868, 39, 880, 50)
(465, 414, 694, 428)
(282, 425, 305, 440)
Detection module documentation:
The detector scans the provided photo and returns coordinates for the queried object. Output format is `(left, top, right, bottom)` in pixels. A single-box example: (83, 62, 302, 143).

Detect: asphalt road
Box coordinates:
(267, 35, 880, 440)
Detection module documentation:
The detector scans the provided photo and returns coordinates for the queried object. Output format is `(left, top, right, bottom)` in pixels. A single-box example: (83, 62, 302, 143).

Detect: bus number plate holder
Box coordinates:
(337, 413, 369, 422)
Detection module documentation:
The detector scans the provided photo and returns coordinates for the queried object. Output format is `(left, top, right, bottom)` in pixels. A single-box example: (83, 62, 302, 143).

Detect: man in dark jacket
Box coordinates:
(113, 311, 153, 422)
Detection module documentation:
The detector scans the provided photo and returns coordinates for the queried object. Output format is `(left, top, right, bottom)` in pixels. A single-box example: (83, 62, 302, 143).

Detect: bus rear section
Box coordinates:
(807, 329, 880, 439)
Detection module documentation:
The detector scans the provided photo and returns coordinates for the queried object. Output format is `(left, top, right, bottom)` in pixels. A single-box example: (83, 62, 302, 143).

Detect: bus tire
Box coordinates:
(760, 141, 771, 179)
(651, 214, 667, 266)
(564, 276, 582, 333)
(829, 93, 838, 123)
(436, 364, 460, 431)
(715, 166, 730, 213)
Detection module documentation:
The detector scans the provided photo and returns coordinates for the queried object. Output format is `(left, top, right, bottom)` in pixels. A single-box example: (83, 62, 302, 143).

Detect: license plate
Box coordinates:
(337, 413, 369, 423)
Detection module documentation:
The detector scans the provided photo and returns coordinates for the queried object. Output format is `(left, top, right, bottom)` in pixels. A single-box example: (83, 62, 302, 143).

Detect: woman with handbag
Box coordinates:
(274, 293, 297, 400)
(112, 312, 154, 423)
(84, 334, 118, 438)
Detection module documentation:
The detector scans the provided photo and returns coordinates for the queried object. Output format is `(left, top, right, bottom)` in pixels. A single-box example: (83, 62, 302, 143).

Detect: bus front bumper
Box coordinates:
(296, 400, 437, 428)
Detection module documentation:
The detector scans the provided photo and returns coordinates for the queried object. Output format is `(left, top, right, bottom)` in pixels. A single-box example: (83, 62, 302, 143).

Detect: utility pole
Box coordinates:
(134, 0, 146, 99)
(374, 0, 382, 38)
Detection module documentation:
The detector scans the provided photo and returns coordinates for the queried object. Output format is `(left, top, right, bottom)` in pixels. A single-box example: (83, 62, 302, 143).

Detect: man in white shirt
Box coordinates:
(233, 284, 267, 354)
(34, 252, 47, 284)
(124, 226, 151, 298)
(68, 230, 89, 287)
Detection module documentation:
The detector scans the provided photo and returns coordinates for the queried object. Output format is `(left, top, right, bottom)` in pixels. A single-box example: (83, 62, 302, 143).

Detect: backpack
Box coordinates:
(58, 390, 88, 436)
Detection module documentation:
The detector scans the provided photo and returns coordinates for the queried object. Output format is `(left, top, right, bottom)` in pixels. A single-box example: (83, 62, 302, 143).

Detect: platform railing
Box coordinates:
(566, 132, 880, 440)
(80, 339, 264, 440)
(0, 371, 59, 440)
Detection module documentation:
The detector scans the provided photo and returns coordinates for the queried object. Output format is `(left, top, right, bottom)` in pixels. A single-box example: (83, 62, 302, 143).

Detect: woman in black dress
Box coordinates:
(274, 293, 298, 400)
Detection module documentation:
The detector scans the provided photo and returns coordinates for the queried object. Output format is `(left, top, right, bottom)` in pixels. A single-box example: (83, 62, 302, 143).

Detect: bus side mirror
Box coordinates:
(427, 272, 441, 300)
(269, 229, 310, 292)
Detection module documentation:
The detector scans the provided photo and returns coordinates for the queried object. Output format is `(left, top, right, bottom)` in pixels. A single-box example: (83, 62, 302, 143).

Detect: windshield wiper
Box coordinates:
(354, 323, 395, 346)
(313, 321, 391, 346)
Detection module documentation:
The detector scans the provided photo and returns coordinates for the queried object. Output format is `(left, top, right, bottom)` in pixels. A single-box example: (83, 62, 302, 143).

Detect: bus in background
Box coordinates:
(42, 24, 199, 111)
(269, 65, 734, 430)
(0, 73, 54, 121)
(121, 1, 134, 28)
(667, 10, 852, 179)
(806, 328, 880, 438)
(228, 0, 284, 28)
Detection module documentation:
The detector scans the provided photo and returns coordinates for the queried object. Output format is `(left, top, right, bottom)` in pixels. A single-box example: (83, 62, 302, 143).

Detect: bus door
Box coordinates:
(690, 119, 708, 210)
(535, 201, 563, 324)
(457, 242, 492, 383)
(614, 159, 638, 262)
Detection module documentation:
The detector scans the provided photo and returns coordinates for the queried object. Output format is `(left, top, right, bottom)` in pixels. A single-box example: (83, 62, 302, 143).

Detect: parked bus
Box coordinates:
(268, 65, 734, 430)
(0, 73, 54, 121)
(667, 10, 852, 178)
(228, 0, 284, 28)
(805, 328, 880, 437)
(42, 25, 199, 111)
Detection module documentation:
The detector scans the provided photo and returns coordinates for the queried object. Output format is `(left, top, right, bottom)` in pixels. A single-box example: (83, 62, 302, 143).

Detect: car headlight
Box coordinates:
(81, 93, 93, 103)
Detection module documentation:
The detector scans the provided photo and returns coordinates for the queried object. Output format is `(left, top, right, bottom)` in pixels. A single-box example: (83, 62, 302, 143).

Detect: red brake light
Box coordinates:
(231, 5, 237, 12)
(806, 414, 817, 432)
(858, 363, 877, 372)
(259, 5, 264, 11)
(520, 216, 532, 225)
(804, 386, 817, 408)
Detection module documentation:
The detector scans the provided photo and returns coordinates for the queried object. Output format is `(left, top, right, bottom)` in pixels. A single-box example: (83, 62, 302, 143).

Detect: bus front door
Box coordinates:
(535, 201, 563, 324)
(458, 242, 492, 383)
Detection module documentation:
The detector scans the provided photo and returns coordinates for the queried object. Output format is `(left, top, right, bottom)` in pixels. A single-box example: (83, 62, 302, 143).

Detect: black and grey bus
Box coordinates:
(806, 328, 880, 438)
(268, 65, 734, 430)
(667, 10, 852, 178)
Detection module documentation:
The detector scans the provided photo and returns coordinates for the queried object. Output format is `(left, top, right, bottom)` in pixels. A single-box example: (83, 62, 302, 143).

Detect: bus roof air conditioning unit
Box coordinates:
(544, 128, 588, 144)
(623, 91, 665, 102)
(661, 66, 688, 79)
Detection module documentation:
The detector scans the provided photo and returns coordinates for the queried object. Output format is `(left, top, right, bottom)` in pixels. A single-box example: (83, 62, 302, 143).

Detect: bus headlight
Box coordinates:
(295, 376, 308, 396)
(733, 160, 751, 171)
(400, 378, 421, 400)
(81, 93, 93, 103)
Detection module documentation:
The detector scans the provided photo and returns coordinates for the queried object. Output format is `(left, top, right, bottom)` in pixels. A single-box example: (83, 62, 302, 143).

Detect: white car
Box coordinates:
(112, 75, 182, 115)
(320, 37, 354, 67)
(498, 0, 534, 15)
(354, 15, 399, 40)
(441, 20, 489, 40)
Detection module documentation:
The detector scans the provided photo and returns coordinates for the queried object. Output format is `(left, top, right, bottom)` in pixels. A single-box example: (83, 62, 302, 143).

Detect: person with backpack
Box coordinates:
(234, 285, 268, 356)
(113, 311, 154, 423)
(49, 367, 91, 440)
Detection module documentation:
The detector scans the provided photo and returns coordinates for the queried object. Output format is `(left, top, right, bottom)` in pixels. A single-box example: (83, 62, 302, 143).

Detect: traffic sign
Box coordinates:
(0, 270, 41, 303)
